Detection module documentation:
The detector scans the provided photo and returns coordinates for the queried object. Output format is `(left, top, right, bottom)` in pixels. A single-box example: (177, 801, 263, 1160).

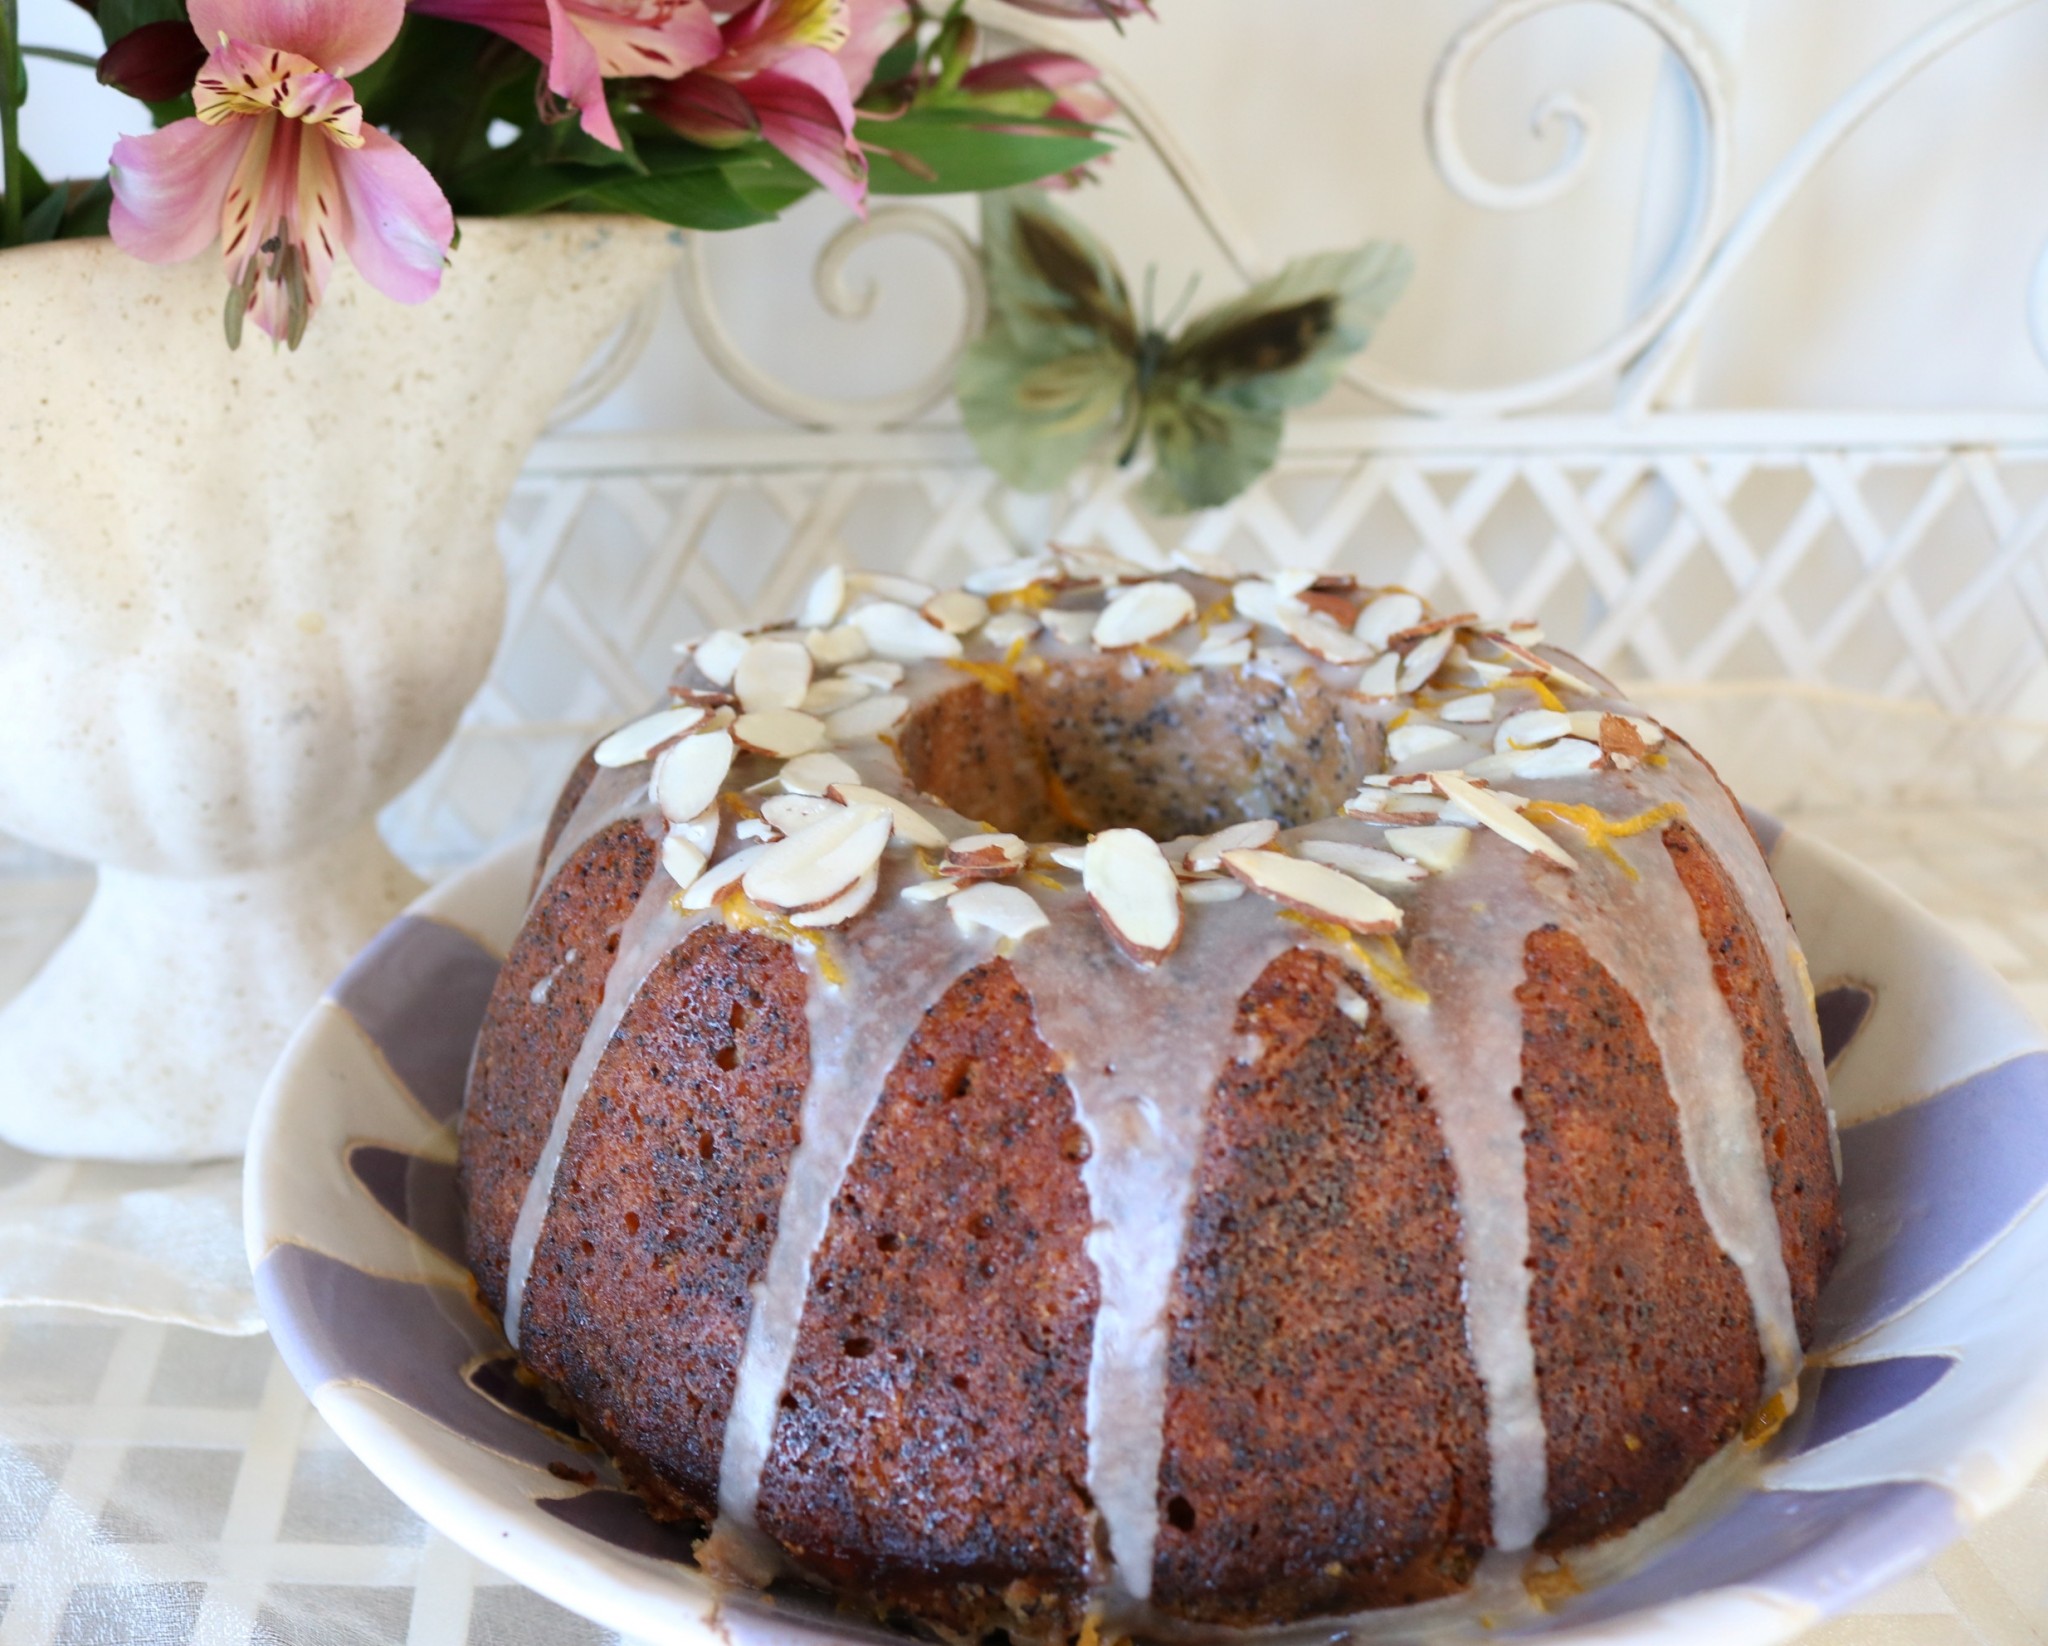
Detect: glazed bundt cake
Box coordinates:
(460, 550, 1842, 1638)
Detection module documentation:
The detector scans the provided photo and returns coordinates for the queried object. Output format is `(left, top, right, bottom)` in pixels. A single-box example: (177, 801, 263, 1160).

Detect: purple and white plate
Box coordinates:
(246, 821, 2048, 1646)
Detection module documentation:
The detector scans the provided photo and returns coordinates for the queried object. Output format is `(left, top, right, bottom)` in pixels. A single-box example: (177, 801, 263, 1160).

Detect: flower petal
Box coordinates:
(541, 0, 619, 148)
(187, 0, 405, 74)
(566, 0, 720, 79)
(716, 0, 849, 78)
(833, 0, 907, 97)
(109, 116, 254, 264)
(653, 72, 760, 146)
(742, 48, 865, 211)
(332, 127, 456, 305)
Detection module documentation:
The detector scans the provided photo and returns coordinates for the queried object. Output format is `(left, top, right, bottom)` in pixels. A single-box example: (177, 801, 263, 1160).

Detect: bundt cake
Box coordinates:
(459, 549, 1842, 1639)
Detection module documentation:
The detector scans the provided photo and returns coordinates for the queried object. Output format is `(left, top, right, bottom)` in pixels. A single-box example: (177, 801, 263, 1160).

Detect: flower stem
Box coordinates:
(22, 45, 97, 69)
(0, 0, 21, 249)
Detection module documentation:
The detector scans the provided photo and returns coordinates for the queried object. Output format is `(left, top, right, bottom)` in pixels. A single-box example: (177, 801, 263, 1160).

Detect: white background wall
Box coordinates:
(17, 0, 2048, 422)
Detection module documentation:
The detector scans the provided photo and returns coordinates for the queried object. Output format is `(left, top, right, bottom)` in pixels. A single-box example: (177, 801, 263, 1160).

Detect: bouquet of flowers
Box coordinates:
(0, 0, 1144, 346)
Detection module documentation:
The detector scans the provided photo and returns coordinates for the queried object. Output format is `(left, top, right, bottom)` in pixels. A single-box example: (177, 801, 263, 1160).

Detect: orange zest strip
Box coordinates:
(716, 886, 847, 985)
(1133, 643, 1192, 674)
(945, 657, 1020, 695)
(1280, 912, 1431, 1005)
(1521, 800, 1686, 880)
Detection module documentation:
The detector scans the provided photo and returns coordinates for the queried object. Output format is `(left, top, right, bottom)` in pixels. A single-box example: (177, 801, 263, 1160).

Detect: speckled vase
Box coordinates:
(0, 216, 681, 1162)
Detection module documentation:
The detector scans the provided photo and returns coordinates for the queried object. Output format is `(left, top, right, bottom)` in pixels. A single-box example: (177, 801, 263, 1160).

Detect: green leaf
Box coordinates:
(55, 174, 111, 238)
(861, 110, 1109, 197)
(96, 0, 184, 46)
(582, 165, 783, 232)
(19, 173, 63, 241)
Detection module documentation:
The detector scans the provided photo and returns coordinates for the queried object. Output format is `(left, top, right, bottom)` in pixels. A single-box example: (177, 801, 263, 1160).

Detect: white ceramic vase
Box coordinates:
(0, 215, 681, 1162)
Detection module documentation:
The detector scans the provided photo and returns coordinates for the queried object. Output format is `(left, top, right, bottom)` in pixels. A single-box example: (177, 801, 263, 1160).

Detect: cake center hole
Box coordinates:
(898, 653, 1383, 843)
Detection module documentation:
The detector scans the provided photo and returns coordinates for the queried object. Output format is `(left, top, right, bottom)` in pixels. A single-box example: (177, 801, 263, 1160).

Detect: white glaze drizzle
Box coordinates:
(527, 762, 651, 914)
(501, 867, 698, 1347)
(1006, 887, 1302, 1615)
(708, 847, 998, 1571)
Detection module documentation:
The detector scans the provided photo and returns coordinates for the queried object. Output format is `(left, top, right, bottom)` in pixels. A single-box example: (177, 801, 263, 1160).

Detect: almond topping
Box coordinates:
(1353, 592, 1423, 649)
(801, 676, 872, 716)
(1396, 628, 1458, 692)
(798, 565, 847, 629)
(789, 866, 879, 929)
(733, 709, 828, 759)
(980, 608, 1040, 650)
(734, 639, 813, 714)
(848, 571, 937, 606)
(670, 802, 722, 862)
(652, 729, 735, 824)
(1042, 609, 1098, 647)
(943, 833, 1030, 881)
(851, 601, 962, 662)
(1181, 879, 1247, 904)
(1232, 579, 1293, 629)
(1190, 635, 1253, 668)
(924, 589, 990, 635)
(593, 705, 708, 768)
(1220, 849, 1404, 934)
(1094, 580, 1198, 649)
(1439, 693, 1498, 725)
(760, 793, 837, 835)
(1083, 829, 1183, 964)
(692, 629, 750, 686)
(1184, 819, 1280, 874)
(1513, 738, 1603, 779)
(743, 804, 893, 912)
(1495, 708, 1573, 754)
(840, 659, 903, 691)
(1283, 609, 1373, 664)
(681, 845, 766, 911)
(1429, 772, 1575, 869)
(779, 750, 862, 797)
(1388, 723, 1469, 765)
(825, 694, 908, 742)
(901, 878, 961, 904)
(1383, 826, 1471, 873)
(805, 624, 868, 666)
(661, 832, 708, 891)
(949, 882, 1051, 942)
(963, 557, 1058, 596)
(1295, 838, 1428, 885)
(826, 783, 949, 849)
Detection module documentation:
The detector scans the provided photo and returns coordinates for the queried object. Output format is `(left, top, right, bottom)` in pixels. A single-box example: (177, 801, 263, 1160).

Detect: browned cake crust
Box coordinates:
(1152, 950, 1491, 1624)
(756, 960, 1098, 1638)
(1516, 926, 1763, 1552)
(1663, 822, 1844, 1338)
(462, 818, 657, 1312)
(517, 922, 811, 1523)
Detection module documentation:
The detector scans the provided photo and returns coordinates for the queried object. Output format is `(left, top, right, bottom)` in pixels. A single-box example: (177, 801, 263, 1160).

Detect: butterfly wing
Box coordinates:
(1164, 241, 1413, 412)
(1137, 386, 1284, 515)
(958, 192, 1142, 493)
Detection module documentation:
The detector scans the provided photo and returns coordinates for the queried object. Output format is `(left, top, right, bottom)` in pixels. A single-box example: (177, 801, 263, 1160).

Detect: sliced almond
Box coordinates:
(1353, 592, 1424, 649)
(1384, 825, 1471, 873)
(779, 751, 862, 796)
(1171, 547, 1241, 580)
(1184, 819, 1281, 874)
(848, 571, 937, 606)
(1190, 635, 1253, 668)
(790, 866, 879, 929)
(593, 705, 707, 768)
(1459, 750, 1525, 785)
(841, 659, 904, 691)
(800, 676, 873, 716)
(1053, 543, 1151, 583)
(743, 804, 893, 912)
(733, 638, 812, 714)
(1296, 838, 1428, 885)
(1343, 788, 1450, 824)
(806, 623, 869, 667)
(653, 729, 736, 824)
(1299, 588, 1361, 628)
(798, 565, 847, 629)
(1181, 878, 1247, 904)
(1094, 580, 1198, 649)
(1353, 652, 1402, 697)
(681, 845, 766, 911)
(949, 882, 1051, 943)
(1439, 693, 1498, 725)
(1232, 579, 1293, 629)
(851, 601, 962, 662)
(733, 708, 827, 759)
(736, 817, 779, 843)
(924, 589, 990, 635)
(670, 803, 722, 862)
(1042, 609, 1098, 647)
(901, 877, 962, 904)
(1044, 844, 1089, 872)
(1283, 609, 1373, 664)
(761, 793, 837, 835)
(1334, 983, 1372, 1027)
(825, 694, 908, 743)
(661, 832, 708, 891)
(1396, 627, 1458, 692)
(1495, 708, 1573, 754)
(963, 557, 1057, 596)
(1513, 738, 1603, 779)
(1388, 723, 1469, 765)
(826, 783, 949, 849)
(980, 608, 1040, 650)
(943, 833, 1030, 881)
(692, 629, 750, 687)
(1429, 772, 1575, 869)
(1220, 849, 1404, 934)
(1083, 829, 1183, 965)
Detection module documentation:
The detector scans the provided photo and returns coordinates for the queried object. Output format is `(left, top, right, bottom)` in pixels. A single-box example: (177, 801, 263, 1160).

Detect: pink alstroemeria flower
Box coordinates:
(646, 0, 906, 213)
(107, 0, 455, 349)
(959, 50, 1114, 187)
(410, 0, 723, 150)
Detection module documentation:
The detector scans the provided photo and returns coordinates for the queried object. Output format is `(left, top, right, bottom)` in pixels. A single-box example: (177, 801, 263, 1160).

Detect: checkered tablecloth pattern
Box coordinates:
(0, 693, 2044, 1646)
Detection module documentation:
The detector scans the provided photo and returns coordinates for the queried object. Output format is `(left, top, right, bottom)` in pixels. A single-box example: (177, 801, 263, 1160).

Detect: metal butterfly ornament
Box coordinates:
(958, 191, 1413, 513)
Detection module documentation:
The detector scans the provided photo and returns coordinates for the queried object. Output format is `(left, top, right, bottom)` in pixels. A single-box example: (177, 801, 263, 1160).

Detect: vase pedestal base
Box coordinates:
(0, 825, 423, 1163)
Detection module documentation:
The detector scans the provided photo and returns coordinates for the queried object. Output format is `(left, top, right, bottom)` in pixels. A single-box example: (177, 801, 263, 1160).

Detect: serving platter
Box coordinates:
(245, 819, 2048, 1646)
